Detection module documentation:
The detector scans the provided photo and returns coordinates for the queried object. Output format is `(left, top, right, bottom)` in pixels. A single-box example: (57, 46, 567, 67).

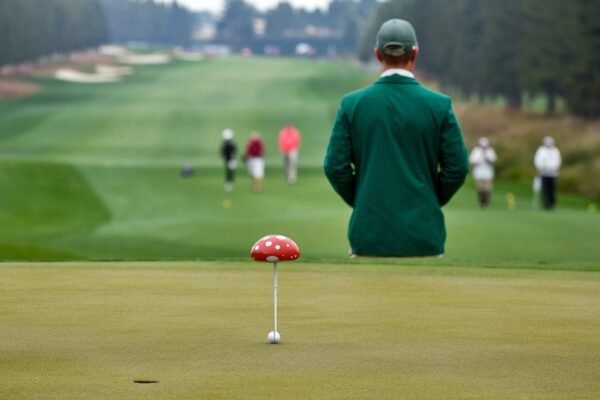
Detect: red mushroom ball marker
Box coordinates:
(251, 234, 300, 263)
(250, 235, 300, 344)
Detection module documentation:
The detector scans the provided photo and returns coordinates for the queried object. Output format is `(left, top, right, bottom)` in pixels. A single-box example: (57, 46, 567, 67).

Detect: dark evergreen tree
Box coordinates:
(0, 0, 108, 66)
(98, 0, 193, 46)
(217, 0, 256, 49)
(518, 0, 573, 114)
(265, 2, 295, 38)
(564, 0, 600, 118)
(445, 0, 486, 99)
(477, 1, 524, 108)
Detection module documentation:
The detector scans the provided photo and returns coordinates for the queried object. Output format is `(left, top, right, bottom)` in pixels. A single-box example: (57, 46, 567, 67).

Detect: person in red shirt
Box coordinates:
(278, 122, 301, 184)
(244, 131, 265, 192)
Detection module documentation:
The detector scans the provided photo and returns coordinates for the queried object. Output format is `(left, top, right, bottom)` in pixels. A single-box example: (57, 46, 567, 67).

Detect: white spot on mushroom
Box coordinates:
(266, 256, 279, 262)
(276, 235, 287, 240)
(265, 241, 272, 247)
(254, 246, 259, 251)
(286, 244, 290, 248)
(275, 245, 280, 250)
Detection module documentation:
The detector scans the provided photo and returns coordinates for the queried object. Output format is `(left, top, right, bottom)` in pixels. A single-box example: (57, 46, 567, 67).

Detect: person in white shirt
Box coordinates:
(469, 137, 497, 208)
(534, 136, 562, 210)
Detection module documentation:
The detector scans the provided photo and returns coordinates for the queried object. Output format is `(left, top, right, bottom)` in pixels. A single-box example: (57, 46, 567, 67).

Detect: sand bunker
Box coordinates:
(55, 62, 135, 83)
(117, 53, 171, 65)
(100, 45, 172, 65)
(100, 45, 171, 65)
(55, 69, 121, 83)
(174, 49, 205, 62)
(96, 64, 133, 76)
(99, 45, 130, 57)
(52, 46, 170, 83)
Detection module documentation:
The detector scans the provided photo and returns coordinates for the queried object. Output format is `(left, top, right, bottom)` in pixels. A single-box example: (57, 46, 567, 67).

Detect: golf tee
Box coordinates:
(273, 262, 278, 332)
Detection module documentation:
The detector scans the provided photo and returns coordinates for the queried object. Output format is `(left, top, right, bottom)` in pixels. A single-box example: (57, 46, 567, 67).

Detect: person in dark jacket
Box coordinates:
(324, 19, 469, 257)
(221, 129, 237, 192)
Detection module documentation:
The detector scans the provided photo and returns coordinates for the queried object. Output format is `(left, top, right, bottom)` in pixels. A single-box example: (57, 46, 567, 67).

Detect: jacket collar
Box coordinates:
(376, 74, 419, 85)
(380, 68, 415, 78)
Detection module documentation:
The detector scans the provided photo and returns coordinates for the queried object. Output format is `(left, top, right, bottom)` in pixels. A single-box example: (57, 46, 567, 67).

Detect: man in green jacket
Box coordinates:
(324, 19, 469, 257)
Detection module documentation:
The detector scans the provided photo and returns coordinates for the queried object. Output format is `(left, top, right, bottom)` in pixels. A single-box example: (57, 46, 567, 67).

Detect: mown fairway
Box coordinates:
(0, 57, 598, 266)
(0, 57, 599, 399)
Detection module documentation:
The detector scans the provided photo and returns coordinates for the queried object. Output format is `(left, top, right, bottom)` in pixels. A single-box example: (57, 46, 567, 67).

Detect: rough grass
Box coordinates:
(456, 103, 600, 200)
(1, 261, 599, 400)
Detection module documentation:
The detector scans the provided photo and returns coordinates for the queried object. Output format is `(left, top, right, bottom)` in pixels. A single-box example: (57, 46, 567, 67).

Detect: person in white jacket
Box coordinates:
(469, 137, 497, 208)
(534, 136, 562, 210)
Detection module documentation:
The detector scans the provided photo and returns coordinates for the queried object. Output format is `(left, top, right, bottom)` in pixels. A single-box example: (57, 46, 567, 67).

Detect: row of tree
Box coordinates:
(99, 0, 193, 46)
(360, 0, 600, 118)
(0, 0, 107, 66)
(217, 0, 378, 54)
(0, 0, 195, 67)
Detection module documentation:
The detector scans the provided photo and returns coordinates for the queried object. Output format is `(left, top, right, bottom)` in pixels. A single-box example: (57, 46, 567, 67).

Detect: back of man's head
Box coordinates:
(223, 129, 234, 140)
(543, 136, 555, 147)
(376, 19, 418, 66)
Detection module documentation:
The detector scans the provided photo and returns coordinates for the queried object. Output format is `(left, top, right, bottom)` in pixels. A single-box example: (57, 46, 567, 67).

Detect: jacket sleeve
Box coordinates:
(437, 102, 469, 206)
(220, 142, 226, 159)
(469, 147, 481, 164)
(324, 101, 356, 207)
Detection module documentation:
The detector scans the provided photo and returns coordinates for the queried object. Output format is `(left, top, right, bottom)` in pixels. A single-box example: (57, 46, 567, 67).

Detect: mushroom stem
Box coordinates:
(273, 261, 278, 333)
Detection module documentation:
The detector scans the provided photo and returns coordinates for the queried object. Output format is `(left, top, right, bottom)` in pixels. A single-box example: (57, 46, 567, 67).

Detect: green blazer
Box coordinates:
(324, 74, 469, 257)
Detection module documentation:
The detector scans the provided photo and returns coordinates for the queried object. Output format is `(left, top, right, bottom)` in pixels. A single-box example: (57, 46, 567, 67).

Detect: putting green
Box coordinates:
(1, 261, 599, 399)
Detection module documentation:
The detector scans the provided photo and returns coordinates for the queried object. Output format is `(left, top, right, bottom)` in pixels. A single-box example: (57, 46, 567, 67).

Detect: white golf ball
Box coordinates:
(267, 331, 280, 344)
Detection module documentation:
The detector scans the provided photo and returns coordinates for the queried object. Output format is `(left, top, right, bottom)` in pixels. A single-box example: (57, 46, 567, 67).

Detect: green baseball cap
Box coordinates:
(376, 19, 418, 56)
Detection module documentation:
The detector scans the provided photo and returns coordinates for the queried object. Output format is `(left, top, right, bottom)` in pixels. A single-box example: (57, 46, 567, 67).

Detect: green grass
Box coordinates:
(0, 56, 599, 399)
(1, 261, 599, 400)
(0, 160, 598, 267)
(0, 57, 598, 266)
(0, 58, 368, 167)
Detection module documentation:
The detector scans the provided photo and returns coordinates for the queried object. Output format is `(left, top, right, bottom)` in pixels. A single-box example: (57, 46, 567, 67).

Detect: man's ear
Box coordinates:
(374, 48, 383, 63)
(411, 47, 419, 63)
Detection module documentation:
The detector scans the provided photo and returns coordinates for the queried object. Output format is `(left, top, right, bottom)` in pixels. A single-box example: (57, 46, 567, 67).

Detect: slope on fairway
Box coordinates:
(1, 261, 599, 400)
(0, 57, 598, 267)
(0, 58, 368, 167)
(0, 161, 598, 268)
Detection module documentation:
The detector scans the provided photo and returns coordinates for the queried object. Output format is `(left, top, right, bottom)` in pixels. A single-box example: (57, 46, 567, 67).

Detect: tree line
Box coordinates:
(2, 0, 597, 119)
(0, 0, 195, 68)
(360, 0, 600, 119)
(0, 0, 108, 66)
(217, 0, 378, 54)
(99, 0, 193, 46)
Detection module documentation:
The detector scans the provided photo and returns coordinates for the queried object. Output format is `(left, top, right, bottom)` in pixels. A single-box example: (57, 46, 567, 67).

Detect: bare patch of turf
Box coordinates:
(0, 79, 40, 99)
